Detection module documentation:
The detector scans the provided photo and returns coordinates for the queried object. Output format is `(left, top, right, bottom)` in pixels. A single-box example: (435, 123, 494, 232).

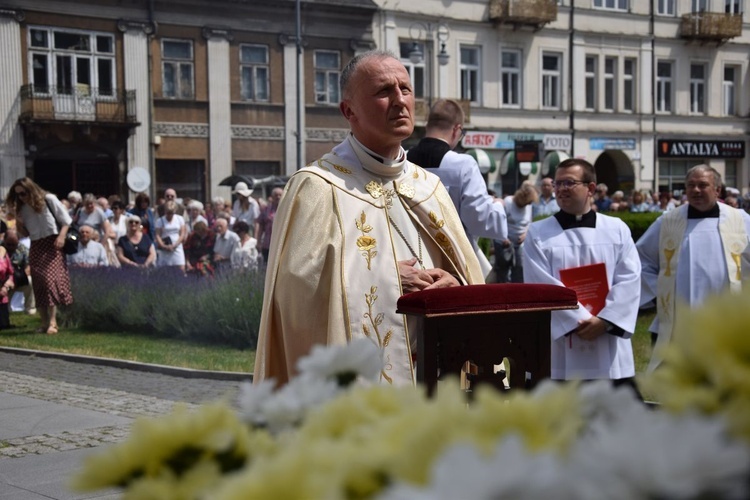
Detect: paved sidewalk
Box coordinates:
(0, 350, 250, 499)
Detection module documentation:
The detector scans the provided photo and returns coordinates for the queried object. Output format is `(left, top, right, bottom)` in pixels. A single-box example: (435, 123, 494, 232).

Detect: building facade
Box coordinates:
(372, 0, 749, 196)
(0, 0, 376, 203)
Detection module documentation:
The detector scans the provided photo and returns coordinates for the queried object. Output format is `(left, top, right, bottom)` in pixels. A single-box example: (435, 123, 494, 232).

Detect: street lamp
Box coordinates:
(408, 22, 450, 67)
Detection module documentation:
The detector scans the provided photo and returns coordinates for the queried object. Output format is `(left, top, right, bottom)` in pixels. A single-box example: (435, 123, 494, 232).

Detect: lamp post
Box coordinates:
(408, 22, 450, 66)
(407, 22, 450, 108)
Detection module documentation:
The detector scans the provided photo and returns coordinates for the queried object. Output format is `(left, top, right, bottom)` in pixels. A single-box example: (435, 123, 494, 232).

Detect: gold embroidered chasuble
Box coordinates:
(253, 138, 483, 386)
(649, 203, 748, 371)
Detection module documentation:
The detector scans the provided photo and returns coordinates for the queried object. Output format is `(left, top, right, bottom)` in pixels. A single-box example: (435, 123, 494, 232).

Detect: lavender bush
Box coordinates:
(61, 267, 265, 348)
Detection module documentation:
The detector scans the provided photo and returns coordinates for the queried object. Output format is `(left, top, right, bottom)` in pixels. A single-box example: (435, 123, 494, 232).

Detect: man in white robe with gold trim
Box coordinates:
(524, 159, 641, 389)
(253, 51, 483, 386)
(637, 164, 750, 371)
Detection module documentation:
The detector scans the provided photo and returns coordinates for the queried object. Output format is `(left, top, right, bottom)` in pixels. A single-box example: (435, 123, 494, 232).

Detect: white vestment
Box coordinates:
(253, 136, 483, 386)
(636, 203, 750, 348)
(524, 212, 641, 380)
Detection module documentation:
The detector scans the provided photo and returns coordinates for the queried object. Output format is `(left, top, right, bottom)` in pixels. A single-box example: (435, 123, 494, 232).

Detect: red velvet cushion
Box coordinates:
(397, 284, 578, 317)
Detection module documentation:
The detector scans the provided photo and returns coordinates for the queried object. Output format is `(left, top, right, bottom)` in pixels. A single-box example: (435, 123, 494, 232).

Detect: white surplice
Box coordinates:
(524, 212, 641, 380)
(636, 203, 750, 335)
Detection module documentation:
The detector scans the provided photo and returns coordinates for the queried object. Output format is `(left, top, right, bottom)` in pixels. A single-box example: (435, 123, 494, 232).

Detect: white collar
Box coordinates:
(347, 134, 406, 178)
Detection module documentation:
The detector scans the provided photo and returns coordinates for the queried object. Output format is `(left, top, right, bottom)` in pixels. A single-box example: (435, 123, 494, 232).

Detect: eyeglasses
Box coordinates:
(553, 179, 588, 190)
(15, 190, 28, 197)
(128, 221, 141, 225)
(457, 125, 465, 139)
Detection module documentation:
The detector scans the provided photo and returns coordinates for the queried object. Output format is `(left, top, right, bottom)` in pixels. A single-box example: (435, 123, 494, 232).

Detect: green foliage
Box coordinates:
(59, 267, 264, 348)
(605, 211, 661, 242)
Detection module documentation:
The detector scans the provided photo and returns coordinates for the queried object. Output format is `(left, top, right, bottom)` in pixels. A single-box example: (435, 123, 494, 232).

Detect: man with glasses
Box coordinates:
(407, 98, 507, 280)
(157, 188, 184, 217)
(524, 158, 641, 393)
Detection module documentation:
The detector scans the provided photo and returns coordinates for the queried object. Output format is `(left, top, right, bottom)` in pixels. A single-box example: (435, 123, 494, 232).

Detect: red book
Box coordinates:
(558, 262, 609, 316)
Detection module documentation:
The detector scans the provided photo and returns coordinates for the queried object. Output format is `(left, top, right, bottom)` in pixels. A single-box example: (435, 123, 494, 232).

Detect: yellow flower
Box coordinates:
(643, 288, 750, 442)
(71, 402, 254, 492)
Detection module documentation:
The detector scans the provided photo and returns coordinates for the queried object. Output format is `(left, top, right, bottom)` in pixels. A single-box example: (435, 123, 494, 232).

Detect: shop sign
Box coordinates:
(462, 132, 571, 151)
(658, 140, 745, 159)
(590, 138, 637, 150)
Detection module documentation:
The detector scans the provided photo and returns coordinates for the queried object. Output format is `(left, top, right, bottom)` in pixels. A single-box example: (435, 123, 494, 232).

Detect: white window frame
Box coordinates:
(723, 64, 738, 116)
(725, 0, 742, 13)
(623, 57, 636, 113)
(692, 0, 707, 12)
(400, 41, 426, 100)
(689, 62, 706, 115)
(460, 45, 481, 105)
(239, 44, 269, 102)
(500, 49, 521, 108)
(656, 60, 673, 113)
(585, 55, 597, 111)
(161, 38, 194, 99)
(657, 0, 676, 15)
(603, 56, 616, 111)
(28, 26, 116, 98)
(541, 51, 562, 110)
(593, 0, 629, 11)
(314, 50, 341, 105)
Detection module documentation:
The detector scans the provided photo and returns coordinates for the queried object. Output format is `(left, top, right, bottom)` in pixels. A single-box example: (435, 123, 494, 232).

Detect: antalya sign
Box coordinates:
(658, 139, 745, 159)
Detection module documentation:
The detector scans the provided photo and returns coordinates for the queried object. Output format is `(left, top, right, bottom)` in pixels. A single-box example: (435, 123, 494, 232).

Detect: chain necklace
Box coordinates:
(387, 214, 424, 269)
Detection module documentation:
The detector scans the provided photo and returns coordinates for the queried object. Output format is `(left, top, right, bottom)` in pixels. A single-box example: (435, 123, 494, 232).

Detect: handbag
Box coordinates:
(45, 197, 79, 255)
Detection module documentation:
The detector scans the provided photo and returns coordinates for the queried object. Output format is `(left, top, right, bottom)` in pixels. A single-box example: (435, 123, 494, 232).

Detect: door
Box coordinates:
(53, 54, 95, 120)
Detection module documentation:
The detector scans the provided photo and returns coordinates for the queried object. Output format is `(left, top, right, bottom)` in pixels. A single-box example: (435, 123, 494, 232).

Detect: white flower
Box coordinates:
(259, 375, 340, 434)
(380, 436, 594, 500)
(236, 379, 276, 426)
(296, 338, 384, 385)
(571, 410, 750, 500)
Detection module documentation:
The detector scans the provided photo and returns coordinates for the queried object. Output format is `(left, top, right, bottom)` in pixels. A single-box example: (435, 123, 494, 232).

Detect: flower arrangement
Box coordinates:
(72, 289, 750, 500)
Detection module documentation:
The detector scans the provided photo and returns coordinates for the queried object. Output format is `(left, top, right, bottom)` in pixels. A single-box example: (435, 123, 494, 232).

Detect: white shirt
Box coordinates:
(67, 240, 109, 267)
(524, 212, 641, 380)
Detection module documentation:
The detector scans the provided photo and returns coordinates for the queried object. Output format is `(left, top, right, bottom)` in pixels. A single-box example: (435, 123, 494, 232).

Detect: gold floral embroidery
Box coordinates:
(365, 181, 396, 208)
(428, 211, 445, 230)
(365, 181, 384, 199)
(334, 165, 352, 174)
(355, 212, 377, 270)
(363, 286, 394, 384)
(428, 212, 457, 262)
(397, 183, 415, 199)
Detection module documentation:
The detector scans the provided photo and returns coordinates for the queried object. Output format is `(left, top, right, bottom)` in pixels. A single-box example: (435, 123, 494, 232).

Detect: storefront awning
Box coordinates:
(466, 148, 493, 174)
(500, 151, 539, 176)
(542, 151, 569, 177)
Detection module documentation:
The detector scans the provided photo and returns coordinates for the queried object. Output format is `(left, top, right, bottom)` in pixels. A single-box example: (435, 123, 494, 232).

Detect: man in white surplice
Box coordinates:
(524, 159, 641, 390)
(637, 164, 750, 371)
(253, 51, 483, 387)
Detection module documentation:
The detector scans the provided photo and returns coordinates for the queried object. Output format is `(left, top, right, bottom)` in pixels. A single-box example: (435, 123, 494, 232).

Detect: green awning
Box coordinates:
(542, 151, 570, 176)
(466, 148, 493, 174)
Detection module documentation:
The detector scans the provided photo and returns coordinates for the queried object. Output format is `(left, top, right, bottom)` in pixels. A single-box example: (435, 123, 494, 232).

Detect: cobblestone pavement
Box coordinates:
(0, 351, 248, 461)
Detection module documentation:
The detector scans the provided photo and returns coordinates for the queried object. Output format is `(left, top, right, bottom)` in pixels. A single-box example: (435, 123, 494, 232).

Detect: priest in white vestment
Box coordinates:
(253, 51, 483, 387)
(637, 164, 750, 370)
(524, 159, 641, 387)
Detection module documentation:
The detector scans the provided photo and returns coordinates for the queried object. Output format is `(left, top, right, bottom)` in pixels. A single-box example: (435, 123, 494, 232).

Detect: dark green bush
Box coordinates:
(60, 267, 264, 348)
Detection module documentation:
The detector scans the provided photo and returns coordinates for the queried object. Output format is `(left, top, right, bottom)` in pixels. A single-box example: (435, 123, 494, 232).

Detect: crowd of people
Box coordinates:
(0, 178, 279, 334)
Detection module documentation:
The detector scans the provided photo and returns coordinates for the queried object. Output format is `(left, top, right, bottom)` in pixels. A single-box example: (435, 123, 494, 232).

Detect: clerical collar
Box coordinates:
(688, 204, 720, 219)
(348, 134, 406, 178)
(554, 210, 596, 229)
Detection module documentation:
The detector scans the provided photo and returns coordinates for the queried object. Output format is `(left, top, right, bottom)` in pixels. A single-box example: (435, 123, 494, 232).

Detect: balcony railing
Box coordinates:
(489, 0, 558, 28)
(19, 85, 137, 125)
(680, 12, 742, 42)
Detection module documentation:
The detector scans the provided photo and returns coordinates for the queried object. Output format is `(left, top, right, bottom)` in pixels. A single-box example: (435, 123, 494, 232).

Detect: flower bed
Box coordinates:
(72, 289, 750, 499)
(61, 267, 264, 348)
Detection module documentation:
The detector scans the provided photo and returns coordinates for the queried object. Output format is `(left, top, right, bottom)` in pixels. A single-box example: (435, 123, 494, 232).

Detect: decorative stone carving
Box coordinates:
(117, 18, 156, 35)
(0, 7, 24, 22)
(306, 128, 349, 143)
(231, 126, 284, 140)
(202, 26, 233, 42)
(153, 122, 209, 138)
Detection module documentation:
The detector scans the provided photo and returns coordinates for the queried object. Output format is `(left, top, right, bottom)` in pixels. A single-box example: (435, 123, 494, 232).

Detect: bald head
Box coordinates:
(340, 50, 399, 100)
